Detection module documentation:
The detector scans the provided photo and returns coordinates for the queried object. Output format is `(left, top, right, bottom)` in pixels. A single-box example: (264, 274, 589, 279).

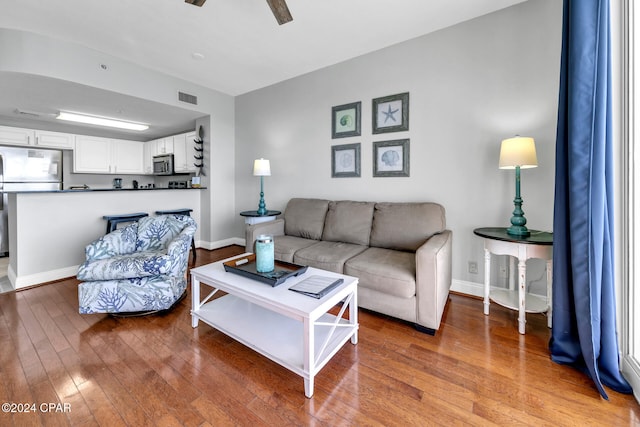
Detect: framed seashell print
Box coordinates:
(331, 143, 361, 178)
(373, 139, 410, 177)
(331, 101, 361, 139)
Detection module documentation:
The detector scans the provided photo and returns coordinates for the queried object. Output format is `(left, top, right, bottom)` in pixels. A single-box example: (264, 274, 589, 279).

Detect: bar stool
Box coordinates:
(102, 212, 148, 234)
(155, 209, 196, 263)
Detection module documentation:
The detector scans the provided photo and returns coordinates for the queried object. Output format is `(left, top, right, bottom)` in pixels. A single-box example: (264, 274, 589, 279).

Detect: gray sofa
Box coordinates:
(245, 198, 453, 334)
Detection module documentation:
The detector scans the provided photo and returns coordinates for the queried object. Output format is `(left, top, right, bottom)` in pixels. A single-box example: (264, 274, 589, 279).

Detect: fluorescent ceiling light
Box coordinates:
(56, 112, 149, 131)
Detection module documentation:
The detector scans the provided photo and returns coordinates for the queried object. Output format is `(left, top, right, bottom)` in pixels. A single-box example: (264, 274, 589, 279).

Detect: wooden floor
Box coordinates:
(1, 245, 638, 426)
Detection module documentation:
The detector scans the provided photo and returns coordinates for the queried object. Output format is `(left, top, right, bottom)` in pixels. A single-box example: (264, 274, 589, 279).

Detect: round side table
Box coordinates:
(240, 210, 281, 225)
(473, 227, 553, 334)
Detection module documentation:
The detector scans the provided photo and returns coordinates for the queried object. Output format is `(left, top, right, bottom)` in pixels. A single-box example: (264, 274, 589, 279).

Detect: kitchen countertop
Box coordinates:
(9, 187, 207, 193)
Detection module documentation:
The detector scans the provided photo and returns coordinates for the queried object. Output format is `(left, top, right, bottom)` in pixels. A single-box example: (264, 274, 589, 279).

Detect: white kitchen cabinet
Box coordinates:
(172, 131, 197, 173)
(74, 136, 144, 174)
(156, 137, 174, 155)
(0, 126, 34, 146)
(112, 139, 144, 174)
(74, 136, 111, 173)
(34, 130, 75, 149)
(143, 140, 154, 174)
(0, 126, 74, 148)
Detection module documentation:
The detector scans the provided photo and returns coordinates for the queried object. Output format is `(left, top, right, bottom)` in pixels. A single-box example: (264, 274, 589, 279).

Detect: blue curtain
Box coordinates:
(551, 0, 631, 399)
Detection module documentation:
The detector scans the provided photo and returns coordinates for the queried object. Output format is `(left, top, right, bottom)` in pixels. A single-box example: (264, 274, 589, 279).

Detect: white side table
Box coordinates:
(473, 227, 553, 335)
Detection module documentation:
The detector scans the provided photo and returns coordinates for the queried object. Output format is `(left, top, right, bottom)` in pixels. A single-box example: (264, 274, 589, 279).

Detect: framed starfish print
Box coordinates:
(372, 92, 409, 134)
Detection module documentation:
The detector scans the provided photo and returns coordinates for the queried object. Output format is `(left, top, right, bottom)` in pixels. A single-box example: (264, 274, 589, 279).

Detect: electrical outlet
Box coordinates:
(468, 261, 478, 274)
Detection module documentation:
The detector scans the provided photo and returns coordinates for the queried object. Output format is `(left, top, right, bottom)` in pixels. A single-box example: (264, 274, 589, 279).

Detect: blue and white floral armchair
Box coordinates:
(77, 215, 197, 314)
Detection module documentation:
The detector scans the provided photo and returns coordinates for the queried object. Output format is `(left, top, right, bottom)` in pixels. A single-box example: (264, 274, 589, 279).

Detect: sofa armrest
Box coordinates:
(415, 230, 453, 331)
(245, 219, 285, 252)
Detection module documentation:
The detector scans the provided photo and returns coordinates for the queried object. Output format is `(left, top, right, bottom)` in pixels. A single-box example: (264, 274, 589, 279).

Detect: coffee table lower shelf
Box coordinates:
(193, 294, 354, 379)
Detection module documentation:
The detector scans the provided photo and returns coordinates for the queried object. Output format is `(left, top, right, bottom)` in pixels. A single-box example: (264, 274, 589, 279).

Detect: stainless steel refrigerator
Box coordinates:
(0, 145, 63, 256)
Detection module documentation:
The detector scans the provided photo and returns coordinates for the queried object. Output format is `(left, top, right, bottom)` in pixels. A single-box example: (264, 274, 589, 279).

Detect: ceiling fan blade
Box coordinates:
(266, 0, 293, 25)
(185, 0, 206, 7)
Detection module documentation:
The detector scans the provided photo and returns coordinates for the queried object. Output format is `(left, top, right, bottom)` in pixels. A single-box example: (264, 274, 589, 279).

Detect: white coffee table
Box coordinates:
(190, 254, 359, 398)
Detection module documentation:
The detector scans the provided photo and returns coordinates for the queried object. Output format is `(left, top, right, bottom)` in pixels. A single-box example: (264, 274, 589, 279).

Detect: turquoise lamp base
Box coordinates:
(506, 224, 530, 238)
(256, 176, 267, 215)
(257, 194, 267, 215)
(506, 165, 530, 238)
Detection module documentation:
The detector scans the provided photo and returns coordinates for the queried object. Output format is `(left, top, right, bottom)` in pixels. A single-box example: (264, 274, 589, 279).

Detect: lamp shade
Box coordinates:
(499, 137, 538, 169)
(253, 158, 271, 176)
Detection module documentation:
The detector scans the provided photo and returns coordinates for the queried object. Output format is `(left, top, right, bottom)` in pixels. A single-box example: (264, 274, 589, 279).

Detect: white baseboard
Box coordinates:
(199, 237, 245, 251)
(10, 264, 79, 290)
(451, 279, 483, 298)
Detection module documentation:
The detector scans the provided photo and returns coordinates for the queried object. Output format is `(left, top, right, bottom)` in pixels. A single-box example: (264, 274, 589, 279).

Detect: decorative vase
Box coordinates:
(255, 234, 274, 273)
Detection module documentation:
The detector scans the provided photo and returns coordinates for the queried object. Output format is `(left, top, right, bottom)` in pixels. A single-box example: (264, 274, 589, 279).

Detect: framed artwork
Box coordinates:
(373, 139, 410, 177)
(332, 101, 361, 139)
(372, 92, 409, 134)
(331, 143, 361, 177)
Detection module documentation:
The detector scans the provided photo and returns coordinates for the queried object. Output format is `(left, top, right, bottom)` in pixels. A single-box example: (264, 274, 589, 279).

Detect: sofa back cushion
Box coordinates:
(370, 202, 446, 251)
(284, 198, 330, 240)
(322, 201, 375, 246)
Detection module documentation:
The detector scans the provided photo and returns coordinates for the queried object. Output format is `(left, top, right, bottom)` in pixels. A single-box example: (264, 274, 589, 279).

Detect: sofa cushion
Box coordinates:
(274, 235, 319, 263)
(284, 198, 330, 240)
(294, 241, 368, 274)
(321, 201, 375, 246)
(370, 202, 446, 251)
(345, 247, 416, 299)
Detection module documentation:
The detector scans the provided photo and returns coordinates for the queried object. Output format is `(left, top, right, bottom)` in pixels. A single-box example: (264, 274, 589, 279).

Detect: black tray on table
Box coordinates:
(223, 254, 308, 287)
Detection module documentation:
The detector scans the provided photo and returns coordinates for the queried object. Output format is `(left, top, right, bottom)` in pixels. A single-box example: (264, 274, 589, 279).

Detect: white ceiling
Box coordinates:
(0, 0, 526, 139)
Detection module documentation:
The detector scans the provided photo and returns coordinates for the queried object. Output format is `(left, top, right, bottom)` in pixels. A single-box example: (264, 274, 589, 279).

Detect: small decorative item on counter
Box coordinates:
(191, 176, 201, 188)
(113, 178, 122, 189)
(255, 234, 275, 273)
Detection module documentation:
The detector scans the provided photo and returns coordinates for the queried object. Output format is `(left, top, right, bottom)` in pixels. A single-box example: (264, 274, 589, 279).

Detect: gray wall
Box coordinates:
(235, 0, 562, 292)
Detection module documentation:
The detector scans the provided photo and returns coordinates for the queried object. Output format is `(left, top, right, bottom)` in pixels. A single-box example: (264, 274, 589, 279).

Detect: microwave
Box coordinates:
(153, 154, 174, 175)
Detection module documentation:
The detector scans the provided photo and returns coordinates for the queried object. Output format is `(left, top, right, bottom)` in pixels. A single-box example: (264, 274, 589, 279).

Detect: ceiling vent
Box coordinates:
(178, 91, 198, 105)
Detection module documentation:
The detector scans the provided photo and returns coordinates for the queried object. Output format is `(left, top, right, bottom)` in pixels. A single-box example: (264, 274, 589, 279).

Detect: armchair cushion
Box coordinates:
(78, 250, 173, 281)
(85, 224, 138, 261)
(137, 215, 191, 251)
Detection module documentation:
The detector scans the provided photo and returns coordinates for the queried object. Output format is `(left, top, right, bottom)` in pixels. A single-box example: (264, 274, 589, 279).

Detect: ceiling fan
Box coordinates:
(184, 0, 293, 25)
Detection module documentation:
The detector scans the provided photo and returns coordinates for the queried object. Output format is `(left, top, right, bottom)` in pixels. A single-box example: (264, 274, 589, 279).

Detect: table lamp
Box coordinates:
(499, 136, 538, 238)
(253, 158, 271, 215)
